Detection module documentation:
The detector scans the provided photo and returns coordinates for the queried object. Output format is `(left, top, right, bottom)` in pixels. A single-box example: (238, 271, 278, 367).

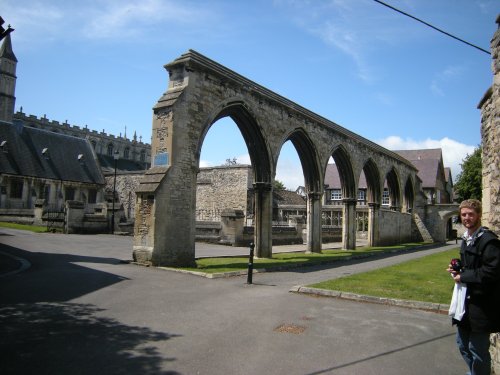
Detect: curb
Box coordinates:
(136, 242, 451, 279)
(290, 285, 449, 314)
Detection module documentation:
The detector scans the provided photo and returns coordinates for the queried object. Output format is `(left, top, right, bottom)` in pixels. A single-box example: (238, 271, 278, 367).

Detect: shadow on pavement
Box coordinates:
(0, 243, 129, 303)
(0, 302, 181, 375)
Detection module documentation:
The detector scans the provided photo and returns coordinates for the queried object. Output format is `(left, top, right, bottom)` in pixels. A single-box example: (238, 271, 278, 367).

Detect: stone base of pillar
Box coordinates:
(132, 246, 153, 265)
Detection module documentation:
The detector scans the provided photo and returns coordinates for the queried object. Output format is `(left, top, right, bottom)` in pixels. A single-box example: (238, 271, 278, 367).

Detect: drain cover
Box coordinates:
(274, 323, 306, 334)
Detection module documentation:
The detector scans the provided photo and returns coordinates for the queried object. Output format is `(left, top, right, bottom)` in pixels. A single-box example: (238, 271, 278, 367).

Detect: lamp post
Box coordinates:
(111, 151, 119, 234)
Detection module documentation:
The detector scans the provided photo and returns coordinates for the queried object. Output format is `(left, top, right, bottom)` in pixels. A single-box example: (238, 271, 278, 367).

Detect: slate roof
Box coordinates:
(273, 189, 306, 206)
(97, 154, 149, 175)
(0, 122, 105, 184)
(324, 164, 368, 189)
(325, 148, 446, 190)
(393, 149, 443, 189)
(444, 167, 452, 184)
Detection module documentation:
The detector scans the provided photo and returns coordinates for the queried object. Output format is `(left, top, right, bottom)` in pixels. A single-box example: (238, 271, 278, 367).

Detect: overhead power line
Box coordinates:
(374, 0, 491, 55)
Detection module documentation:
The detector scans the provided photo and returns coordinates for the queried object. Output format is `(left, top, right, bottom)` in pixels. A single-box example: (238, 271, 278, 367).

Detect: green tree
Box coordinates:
(454, 146, 482, 201)
(273, 180, 286, 191)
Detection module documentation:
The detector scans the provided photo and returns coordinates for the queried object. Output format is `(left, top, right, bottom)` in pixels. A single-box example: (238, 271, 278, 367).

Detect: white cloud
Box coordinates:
(376, 135, 476, 180)
(275, 0, 417, 83)
(199, 160, 212, 168)
(1, 1, 65, 44)
(3, 0, 215, 44)
(82, 0, 214, 40)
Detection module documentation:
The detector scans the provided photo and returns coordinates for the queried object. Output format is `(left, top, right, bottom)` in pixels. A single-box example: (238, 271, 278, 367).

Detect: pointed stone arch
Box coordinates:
(280, 128, 323, 252)
(403, 175, 415, 213)
(362, 158, 382, 246)
(331, 145, 356, 199)
(385, 167, 402, 211)
(201, 101, 272, 184)
(133, 50, 420, 266)
(198, 101, 274, 258)
(330, 145, 356, 249)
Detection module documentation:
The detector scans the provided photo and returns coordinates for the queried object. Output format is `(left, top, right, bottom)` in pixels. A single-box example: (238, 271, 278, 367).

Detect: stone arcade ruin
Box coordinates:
(133, 50, 427, 267)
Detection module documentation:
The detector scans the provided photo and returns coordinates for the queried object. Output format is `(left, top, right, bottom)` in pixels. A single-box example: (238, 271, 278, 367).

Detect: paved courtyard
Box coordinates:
(0, 228, 465, 375)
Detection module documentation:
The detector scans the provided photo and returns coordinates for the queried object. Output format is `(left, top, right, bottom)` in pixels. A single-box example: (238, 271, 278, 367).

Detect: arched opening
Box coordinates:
(325, 146, 356, 249)
(276, 129, 322, 252)
(274, 140, 306, 224)
(197, 116, 251, 223)
(384, 168, 401, 211)
(403, 176, 415, 213)
(196, 102, 272, 258)
(360, 159, 381, 245)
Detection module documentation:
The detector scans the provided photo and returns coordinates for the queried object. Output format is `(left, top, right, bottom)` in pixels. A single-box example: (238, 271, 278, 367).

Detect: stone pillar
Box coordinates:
(33, 199, 45, 226)
(65, 200, 84, 234)
(480, 16, 500, 236)
(367, 202, 380, 247)
(220, 209, 245, 246)
(306, 192, 322, 253)
(21, 179, 29, 208)
(479, 15, 500, 375)
(133, 192, 156, 264)
(288, 215, 306, 244)
(253, 182, 272, 258)
(342, 198, 357, 250)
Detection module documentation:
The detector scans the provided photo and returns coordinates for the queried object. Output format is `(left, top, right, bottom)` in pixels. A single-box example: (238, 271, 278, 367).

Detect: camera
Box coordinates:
(450, 258, 463, 273)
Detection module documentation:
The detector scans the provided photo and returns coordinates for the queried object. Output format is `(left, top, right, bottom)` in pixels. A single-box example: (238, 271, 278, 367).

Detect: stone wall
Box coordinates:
(196, 165, 252, 221)
(480, 18, 500, 236)
(377, 209, 412, 245)
(105, 173, 144, 222)
(478, 15, 500, 375)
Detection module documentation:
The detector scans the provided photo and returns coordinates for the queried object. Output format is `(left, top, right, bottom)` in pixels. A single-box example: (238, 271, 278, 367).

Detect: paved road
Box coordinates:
(0, 228, 465, 375)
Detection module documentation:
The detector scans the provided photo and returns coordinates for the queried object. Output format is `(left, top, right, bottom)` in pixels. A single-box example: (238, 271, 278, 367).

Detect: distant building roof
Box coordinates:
(0, 122, 105, 184)
(98, 154, 149, 175)
(394, 149, 444, 189)
(324, 148, 448, 191)
(444, 167, 452, 184)
(273, 189, 306, 206)
(324, 164, 368, 189)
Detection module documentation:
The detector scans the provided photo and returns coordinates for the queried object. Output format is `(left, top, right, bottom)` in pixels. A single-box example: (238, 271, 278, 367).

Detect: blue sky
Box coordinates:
(2, 0, 497, 189)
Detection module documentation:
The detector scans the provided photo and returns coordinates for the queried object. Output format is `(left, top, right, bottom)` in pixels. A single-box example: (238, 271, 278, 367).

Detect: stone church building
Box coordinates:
(0, 31, 151, 232)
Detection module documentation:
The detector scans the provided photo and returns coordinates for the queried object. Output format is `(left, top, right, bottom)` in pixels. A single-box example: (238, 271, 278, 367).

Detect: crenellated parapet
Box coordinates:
(13, 110, 151, 164)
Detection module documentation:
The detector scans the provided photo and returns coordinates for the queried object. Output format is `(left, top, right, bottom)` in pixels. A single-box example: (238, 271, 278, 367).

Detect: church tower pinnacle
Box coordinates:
(0, 28, 17, 124)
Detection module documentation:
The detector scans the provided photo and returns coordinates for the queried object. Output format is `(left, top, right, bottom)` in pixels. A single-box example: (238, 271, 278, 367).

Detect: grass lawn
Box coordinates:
(180, 242, 431, 274)
(309, 248, 460, 305)
(0, 221, 53, 233)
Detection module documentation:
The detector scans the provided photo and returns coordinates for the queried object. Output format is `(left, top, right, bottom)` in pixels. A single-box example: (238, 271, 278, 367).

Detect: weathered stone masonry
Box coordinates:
(133, 50, 420, 267)
(478, 15, 500, 375)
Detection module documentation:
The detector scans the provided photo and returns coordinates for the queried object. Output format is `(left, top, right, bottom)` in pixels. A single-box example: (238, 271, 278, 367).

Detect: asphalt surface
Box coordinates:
(0, 228, 466, 375)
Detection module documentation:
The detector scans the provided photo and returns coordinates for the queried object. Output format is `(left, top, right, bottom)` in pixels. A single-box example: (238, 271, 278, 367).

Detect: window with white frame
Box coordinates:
(357, 189, 366, 202)
(382, 188, 390, 206)
(331, 189, 342, 201)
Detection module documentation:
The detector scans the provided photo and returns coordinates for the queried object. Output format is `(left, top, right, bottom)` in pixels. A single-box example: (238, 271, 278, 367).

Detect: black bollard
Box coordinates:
(247, 242, 255, 284)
